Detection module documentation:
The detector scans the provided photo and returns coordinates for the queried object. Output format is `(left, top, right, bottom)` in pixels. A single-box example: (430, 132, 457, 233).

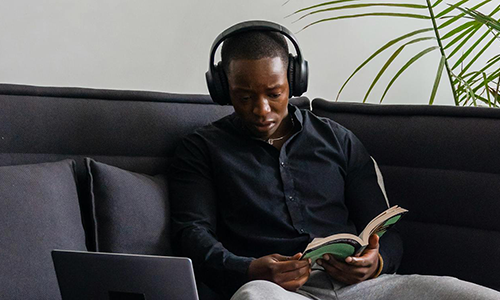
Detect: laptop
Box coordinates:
(52, 250, 199, 300)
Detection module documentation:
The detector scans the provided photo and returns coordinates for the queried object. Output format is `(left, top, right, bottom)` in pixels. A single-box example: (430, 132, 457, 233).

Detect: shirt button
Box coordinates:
(280, 161, 285, 167)
(289, 196, 294, 202)
(300, 228, 305, 233)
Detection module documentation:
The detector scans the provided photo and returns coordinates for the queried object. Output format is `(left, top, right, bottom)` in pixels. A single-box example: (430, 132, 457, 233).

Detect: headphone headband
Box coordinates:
(208, 20, 304, 69)
(206, 20, 308, 105)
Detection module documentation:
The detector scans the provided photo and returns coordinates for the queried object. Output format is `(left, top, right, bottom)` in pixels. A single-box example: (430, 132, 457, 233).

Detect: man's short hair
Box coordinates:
(221, 31, 289, 74)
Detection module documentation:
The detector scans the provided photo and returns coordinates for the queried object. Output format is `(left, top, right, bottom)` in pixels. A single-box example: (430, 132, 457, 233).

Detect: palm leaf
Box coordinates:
(435, 0, 470, 19)
(456, 74, 481, 97)
(294, 3, 428, 22)
(432, 0, 445, 8)
(336, 28, 434, 100)
(471, 68, 500, 94)
(379, 46, 439, 102)
(444, 2, 500, 58)
(483, 72, 492, 106)
(286, 0, 360, 16)
(300, 13, 430, 31)
(454, 49, 500, 88)
(363, 37, 436, 102)
(455, 75, 478, 106)
(457, 68, 500, 103)
(429, 55, 447, 104)
(468, 93, 495, 106)
(441, 20, 476, 41)
(451, 31, 493, 71)
(438, 0, 492, 30)
(487, 54, 500, 63)
(455, 55, 500, 94)
(454, 33, 500, 74)
(446, 24, 481, 58)
(457, 6, 500, 32)
(492, 77, 500, 104)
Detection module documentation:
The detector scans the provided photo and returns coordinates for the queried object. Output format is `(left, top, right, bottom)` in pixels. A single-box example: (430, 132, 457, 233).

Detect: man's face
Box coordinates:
(227, 57, 289, 140)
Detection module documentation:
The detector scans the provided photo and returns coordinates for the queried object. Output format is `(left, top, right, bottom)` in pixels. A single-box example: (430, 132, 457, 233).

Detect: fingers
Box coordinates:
(317, 250, 376, 269)
(318, 254, 370, 284)
(344, 255, 371, 267)
(280, 267, 311, 291)
(367, 234, 380, 249)
(317, 249, 380, 285)
(275, 258, 311, 273)
(268, 253, 312, 291)
(271, 252, 303, 262)
(271, 253, 310, 273)
(249, 253, 312, 290)
(275, 262, 311, 284)
(319, 258, 365, 285)
(270, 253, 292, 262)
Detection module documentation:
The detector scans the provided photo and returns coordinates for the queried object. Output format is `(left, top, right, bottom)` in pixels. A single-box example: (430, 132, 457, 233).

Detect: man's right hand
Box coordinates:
(247, 253, 311, 291)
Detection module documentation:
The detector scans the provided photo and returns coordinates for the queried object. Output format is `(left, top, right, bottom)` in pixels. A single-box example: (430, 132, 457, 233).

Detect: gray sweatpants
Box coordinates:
(231, 269, 500, 300)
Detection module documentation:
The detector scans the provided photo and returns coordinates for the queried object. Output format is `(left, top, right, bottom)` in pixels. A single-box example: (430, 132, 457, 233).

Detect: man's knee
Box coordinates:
(389, 274, 500, 299)
(231, 280, 290, 300)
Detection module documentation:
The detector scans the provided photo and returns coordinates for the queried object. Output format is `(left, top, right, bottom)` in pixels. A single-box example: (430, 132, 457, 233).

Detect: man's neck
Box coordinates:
(266, 114, 296, 150)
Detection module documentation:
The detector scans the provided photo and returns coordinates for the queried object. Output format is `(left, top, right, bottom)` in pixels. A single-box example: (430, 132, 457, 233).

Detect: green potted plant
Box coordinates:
(288, 0, 500, 106)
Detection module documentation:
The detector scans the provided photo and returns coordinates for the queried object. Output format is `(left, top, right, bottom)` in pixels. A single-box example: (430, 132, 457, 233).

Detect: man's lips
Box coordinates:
(251, 121, 275, 132)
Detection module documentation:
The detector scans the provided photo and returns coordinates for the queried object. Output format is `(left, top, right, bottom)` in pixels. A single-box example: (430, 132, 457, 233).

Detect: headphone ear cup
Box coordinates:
(207, 63, 230, 105)
(287, 54, 295, 98)
(297, 58, 308, 96)
(290, 55, 308, 97)
(218, 65, 231, 105)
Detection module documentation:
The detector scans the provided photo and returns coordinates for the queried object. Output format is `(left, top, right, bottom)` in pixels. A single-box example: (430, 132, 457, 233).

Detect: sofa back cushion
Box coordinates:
(312, 99, 500, 291)
(0, 84, 235, 174)
(86, 158, 172, 255)
(0, 160, 86, 300)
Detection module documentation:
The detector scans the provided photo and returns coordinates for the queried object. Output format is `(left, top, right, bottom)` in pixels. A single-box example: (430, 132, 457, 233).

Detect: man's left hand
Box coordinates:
(316, 233, 380, 285)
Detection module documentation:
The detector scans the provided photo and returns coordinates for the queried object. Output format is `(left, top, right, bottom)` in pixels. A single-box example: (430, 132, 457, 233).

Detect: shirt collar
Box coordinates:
(289, 103, 304, 129)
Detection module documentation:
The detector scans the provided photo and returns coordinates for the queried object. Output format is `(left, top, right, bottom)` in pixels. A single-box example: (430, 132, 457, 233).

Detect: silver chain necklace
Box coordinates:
(266, 117, 295, 145)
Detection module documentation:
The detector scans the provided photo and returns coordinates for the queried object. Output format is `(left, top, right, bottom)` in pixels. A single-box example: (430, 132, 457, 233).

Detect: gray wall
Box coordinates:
(0, 0, 497, 105)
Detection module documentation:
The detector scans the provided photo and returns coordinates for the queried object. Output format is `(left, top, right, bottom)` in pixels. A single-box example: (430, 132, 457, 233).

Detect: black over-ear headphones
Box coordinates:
(206, 20, 309, 105)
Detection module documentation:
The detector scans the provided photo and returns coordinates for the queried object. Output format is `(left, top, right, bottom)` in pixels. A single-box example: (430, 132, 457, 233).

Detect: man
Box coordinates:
(169, 22, 500, 299)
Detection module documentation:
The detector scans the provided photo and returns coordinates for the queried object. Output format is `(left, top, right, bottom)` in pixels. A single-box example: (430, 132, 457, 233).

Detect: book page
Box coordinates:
(304, 233, 363, 252)
(359, 205, 408, 242)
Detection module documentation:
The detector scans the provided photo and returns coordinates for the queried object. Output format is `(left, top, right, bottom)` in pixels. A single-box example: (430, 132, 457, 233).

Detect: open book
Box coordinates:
(301, 205, 408, 263)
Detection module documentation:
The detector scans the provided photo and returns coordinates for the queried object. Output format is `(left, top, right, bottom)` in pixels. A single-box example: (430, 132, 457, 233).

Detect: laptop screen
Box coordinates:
(52, 250, 199, 300)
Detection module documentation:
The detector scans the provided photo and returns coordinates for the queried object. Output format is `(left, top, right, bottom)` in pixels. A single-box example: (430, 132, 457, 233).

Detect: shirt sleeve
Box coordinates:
(340, 128, 403, 274)
(168, 133, 254, 297)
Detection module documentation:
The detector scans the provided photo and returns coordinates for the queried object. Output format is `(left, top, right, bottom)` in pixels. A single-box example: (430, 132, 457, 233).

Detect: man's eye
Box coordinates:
(241, 96, 251, 101)
(270, 93, 281, 98)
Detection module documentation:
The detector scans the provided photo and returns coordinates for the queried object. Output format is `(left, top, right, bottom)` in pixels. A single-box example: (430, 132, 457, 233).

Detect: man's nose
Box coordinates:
(253, 97, 271, 117)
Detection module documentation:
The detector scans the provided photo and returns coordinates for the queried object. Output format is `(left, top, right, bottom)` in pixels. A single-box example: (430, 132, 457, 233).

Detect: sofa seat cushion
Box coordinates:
(0, 159, 86, 300)
(86, 158, 172, 255)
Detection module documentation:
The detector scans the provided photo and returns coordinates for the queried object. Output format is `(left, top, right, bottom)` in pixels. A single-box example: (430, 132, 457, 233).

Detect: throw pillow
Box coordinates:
(85, 158, 172, 255)
(0, 159, 86, 300)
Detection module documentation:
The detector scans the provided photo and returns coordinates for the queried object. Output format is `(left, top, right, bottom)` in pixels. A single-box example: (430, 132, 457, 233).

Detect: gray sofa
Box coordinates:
(1, 83, 498, 299)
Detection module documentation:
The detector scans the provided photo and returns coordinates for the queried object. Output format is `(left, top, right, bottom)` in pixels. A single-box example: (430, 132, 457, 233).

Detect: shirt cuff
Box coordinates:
(223, 256, 255, 296)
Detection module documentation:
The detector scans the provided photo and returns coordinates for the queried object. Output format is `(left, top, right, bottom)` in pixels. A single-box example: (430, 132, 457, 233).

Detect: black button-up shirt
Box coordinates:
(169, 104, 402, 297)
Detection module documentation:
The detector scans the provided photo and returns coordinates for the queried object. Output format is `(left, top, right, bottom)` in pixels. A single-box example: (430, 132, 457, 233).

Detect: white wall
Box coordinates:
(0, 0, 497, 105)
